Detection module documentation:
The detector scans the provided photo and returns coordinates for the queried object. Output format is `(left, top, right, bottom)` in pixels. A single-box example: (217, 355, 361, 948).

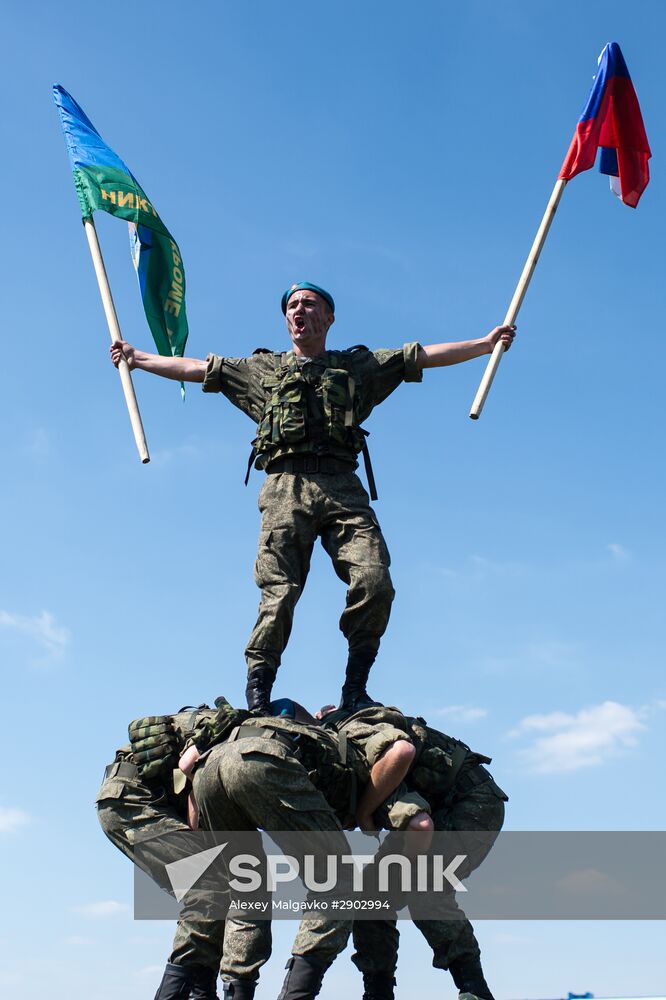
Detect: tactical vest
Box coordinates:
(252, 349, 369, 469)
(406, 716, 491, 804)
(169, 705, 218, 746)
(326, 706, 492, 806)
(240, 716, 366, 819)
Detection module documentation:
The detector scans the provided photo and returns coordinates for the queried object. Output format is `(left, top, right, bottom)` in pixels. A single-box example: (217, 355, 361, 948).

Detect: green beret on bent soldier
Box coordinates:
(281, 281, 335, 315)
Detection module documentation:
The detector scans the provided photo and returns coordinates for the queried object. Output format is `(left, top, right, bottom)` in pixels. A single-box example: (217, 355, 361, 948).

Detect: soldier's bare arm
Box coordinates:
(179, 745, 201, 775)
(417, 324, 516, 369)
(110, 339, 207, 381)
(356, 739, 416, 833)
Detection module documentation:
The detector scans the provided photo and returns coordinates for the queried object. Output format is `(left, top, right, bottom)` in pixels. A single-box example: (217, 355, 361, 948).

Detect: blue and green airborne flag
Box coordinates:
(53, 84, 188, 361)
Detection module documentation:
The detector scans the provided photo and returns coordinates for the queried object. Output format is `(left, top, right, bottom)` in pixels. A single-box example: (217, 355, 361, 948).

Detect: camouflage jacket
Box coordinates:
(325, 705, 495, 815)
(227, 715, 368, 820)
(201, 342, 423, 471)
(120, 702, 367, 819)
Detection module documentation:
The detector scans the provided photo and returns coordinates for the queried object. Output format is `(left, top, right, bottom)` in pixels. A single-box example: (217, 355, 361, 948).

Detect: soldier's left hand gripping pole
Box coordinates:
(469, 177, 568, 420)
(83, 217, 150, 463)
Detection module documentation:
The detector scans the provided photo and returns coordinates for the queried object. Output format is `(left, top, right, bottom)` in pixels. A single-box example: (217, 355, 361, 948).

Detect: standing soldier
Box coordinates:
(110, 284, 515, 712)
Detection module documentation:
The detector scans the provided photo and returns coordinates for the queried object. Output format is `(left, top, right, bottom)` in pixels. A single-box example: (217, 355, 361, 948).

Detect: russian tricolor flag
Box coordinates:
(559, 42, 651, 208)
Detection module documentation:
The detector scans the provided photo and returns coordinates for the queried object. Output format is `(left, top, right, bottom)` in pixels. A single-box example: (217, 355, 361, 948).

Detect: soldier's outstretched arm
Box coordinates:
(110, 339, 207, 381)
(417, 324, 516, 369)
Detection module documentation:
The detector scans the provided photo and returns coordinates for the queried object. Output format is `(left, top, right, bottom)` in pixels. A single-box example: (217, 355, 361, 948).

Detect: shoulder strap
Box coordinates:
(360, 433, 378, 501)
(244, 445, 257, 486)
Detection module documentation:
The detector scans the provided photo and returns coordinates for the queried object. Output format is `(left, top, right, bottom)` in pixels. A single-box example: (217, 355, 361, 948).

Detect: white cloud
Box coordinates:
(607, 542, 630, 562)
(73, 900, 130, 918)
(434, 705, 488, 723)
(0, 807, 30, 834)
(0, 609, 70, 660)
(65, 935, 93, 946)
(509, 700, 646, 773)
(556, 867, 623, 896)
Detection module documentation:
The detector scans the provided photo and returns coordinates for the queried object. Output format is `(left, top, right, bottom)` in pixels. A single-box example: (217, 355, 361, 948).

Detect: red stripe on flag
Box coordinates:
(558, 75, 650, 206)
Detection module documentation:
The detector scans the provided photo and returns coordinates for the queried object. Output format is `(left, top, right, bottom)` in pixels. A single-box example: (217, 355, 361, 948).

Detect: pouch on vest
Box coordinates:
(321, 368, 357, 442)
(276, 372, 307, 443)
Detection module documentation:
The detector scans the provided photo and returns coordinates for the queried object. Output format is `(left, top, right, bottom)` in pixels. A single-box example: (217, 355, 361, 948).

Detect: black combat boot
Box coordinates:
(153, 962, 219, 1000)
(189, 965, 220, 1000)
(245, 665, 276, 714)
(362, 971, 396, 1000)
(449, 955, 495, 1000)
(276, 955, 326, 1000)
(339, 646, 380, 710)
(222, 979, 256, 999)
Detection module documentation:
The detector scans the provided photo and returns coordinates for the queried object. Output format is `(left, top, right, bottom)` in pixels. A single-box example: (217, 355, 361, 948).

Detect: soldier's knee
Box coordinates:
(352, 566, 394, 604)
(255, 580, 302, 611)
(408, 811, 434, 833)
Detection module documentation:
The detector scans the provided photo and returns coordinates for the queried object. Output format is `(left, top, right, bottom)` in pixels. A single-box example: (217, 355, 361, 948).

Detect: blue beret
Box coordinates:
(269, 698, 297, 719)
(281, 282, 335, 315)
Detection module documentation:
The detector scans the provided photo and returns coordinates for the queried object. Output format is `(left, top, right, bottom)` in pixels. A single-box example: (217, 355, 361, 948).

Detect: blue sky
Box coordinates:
(1, 1, 664, 997)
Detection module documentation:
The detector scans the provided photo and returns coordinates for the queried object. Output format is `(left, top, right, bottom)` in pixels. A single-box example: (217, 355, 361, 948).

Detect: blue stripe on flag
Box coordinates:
(53, 84, 133, 176)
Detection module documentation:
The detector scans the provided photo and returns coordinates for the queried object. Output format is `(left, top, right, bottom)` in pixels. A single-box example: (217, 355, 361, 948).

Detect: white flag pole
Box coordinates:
(469, 177, 568, 420)
(83, 217, 150, 463)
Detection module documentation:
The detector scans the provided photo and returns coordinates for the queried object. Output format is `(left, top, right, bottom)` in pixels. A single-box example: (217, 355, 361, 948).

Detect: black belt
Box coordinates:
(104, 761, 139, 781)
(228, 724, 297, 753)
(266, 454, 357, 475)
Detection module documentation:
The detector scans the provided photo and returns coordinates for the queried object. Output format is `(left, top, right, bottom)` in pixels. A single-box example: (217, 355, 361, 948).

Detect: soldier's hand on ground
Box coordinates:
(485, 324, 516, 353)
(179, 745, 201, 776)
(110, 339, 136, 369)
(128, 716, 179, 780)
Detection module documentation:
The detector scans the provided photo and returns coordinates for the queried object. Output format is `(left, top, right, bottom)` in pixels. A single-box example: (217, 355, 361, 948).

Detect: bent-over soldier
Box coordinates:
(96, 701, 271, 1000)
(320, 704, 509, 1000)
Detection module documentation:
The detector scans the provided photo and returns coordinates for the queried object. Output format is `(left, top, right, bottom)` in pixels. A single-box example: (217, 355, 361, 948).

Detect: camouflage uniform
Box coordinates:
(201, 343, 423, 682)
(193, 715, 369, 971)
(325, 707, 508, 994)
(96, 706, 272, 987)
(96, 750, 271, 982)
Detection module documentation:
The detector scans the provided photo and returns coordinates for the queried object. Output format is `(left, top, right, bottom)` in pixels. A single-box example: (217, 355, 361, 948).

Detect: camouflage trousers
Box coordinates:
(245, 470, 395, 674)
(351, 778, 507, 975)
(193, 733, 353, 970)
(96, 759, 271, 980)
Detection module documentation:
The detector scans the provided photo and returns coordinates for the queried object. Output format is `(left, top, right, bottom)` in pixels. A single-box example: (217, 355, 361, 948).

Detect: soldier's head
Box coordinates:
(281, 282, 335, 353)
(270, 698, 319, 725)
(315, 704, 337, 720)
